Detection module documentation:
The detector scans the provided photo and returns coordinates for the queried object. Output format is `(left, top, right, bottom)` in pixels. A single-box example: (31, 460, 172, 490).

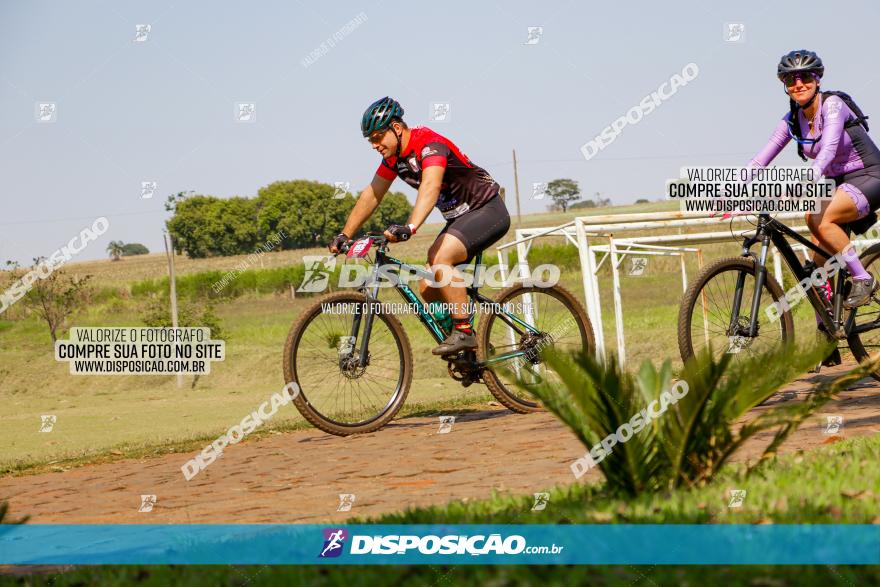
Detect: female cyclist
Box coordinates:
(749, 49, 880, 311)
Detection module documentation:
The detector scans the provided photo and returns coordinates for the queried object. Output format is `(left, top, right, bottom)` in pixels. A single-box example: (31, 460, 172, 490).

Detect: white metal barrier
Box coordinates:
(495, 211, 880, 369)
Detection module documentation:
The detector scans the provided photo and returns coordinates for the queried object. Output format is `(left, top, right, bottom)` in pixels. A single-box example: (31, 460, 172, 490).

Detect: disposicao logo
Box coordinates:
(319, 528, 348, 558)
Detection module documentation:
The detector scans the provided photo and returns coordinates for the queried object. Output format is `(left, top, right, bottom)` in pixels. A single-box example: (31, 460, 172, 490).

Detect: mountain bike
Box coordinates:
(677, 213, 880, 379)
(282, 233, 594, 435)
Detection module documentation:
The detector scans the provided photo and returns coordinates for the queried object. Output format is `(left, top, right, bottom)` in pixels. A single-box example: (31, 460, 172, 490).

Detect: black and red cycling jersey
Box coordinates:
(375, 126, 500, 219)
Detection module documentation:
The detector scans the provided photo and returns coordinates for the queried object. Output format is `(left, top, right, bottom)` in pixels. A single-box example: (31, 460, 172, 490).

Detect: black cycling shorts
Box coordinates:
(835, 169, 880, 219)
(435, 194, 510, 264)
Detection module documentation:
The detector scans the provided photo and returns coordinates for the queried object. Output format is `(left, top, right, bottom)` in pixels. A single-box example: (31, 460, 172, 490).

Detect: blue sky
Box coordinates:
(2, 0, 880, 263)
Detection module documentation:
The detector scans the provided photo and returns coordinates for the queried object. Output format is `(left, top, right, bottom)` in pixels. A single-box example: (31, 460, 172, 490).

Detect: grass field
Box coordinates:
(0, 201, 839, 472)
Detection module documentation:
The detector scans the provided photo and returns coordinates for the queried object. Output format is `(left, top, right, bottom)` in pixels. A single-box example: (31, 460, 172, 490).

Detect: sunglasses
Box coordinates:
(782, 73, 817, 87)
(367, 129, 389, 144)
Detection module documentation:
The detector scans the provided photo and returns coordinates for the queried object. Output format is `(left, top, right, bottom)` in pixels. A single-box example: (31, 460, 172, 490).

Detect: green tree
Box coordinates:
(255, 180, 412, 246)
(362, 191, 412, 233)
(166, 194, 259, 258)
(121, 243, 150, 256)
(547, 179, 581, 212)
(106, 240, 125, 261)
(255, 180, 348, 248)
(15, 258, 93, 343)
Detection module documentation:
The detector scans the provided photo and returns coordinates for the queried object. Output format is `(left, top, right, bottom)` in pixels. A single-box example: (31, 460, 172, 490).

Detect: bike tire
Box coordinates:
(678, 256, 794, 364)
(476, 283, 595, 413)
(283, 291, 413, 435)
(845, 243, 880, 381)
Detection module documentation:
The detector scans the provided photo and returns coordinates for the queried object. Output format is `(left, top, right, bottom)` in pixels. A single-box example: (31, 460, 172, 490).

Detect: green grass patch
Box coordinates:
(360, 433, 880, 525)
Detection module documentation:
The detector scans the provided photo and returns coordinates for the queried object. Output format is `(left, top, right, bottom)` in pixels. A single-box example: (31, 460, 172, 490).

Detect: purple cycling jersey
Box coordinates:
(750, 94, 880, 179)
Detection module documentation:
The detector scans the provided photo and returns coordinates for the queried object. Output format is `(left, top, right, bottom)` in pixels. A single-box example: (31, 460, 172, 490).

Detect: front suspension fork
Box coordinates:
(729, 236, 771, 337)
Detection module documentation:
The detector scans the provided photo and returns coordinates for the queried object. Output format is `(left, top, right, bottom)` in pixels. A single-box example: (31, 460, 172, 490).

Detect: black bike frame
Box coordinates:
(344, 238, 542, 369)
(736, 214, 855, 337)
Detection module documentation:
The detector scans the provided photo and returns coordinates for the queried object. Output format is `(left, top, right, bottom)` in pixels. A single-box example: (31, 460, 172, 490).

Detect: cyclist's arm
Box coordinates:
(407, 165, 445, 230)
(341, 174, 394, 237)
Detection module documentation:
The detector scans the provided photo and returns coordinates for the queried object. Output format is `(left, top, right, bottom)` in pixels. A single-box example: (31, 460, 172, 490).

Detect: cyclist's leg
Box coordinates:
(821, 184, 878, 306)
(806, 199, 833, 266)
(421, 233, 470, 316)
(429, 196, 511, 354)
(804, 200, 835, 326)
(420, 229, 453, 305)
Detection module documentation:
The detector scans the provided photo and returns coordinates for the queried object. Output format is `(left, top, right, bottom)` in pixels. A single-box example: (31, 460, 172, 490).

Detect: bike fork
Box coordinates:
(746, 237, 771, 336)
(346, 270, 382, 368)
(729, 236, 770, 337)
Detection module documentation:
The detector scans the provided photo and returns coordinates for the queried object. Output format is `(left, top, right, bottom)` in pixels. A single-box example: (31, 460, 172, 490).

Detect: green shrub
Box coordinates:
(512, 342, 862, 496)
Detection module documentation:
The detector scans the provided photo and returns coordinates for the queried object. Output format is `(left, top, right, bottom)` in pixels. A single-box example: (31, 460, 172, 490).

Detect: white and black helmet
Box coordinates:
(777, 50, 824, 81)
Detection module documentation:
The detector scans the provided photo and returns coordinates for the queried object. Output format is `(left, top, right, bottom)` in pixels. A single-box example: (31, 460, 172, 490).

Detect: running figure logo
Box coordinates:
(629, 257, 647, 276)
(337, 494, 356, 512)
(727, 489, 746, 508)
(138, 495, 157, 512)
(723, 23, 745, 43)
(39, 415, 57, 432)
(333, 181, 350, 199)
(532, 492, 549, 511)
(532, 182, 548, 200)
(524, 27, 543, 45)
(824, 415, 844, 435)
(319, 528, 348, 558)
(298, 256, 336, 293)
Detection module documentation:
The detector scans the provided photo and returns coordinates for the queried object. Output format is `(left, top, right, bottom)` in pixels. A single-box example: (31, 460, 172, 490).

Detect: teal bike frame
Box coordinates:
(346, 234, 543, 370)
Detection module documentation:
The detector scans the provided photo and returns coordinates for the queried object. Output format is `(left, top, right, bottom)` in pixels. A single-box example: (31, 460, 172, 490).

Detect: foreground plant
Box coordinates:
(512, 343, 871, 496)
(0, 500, 29, 525)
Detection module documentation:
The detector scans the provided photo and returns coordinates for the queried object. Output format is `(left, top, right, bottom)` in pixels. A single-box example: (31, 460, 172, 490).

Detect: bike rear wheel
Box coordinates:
(845, 244, 880, 381)
(477, 284, 594, 413)
(678, 257, 794, 364)
(283, 291, 413, 435)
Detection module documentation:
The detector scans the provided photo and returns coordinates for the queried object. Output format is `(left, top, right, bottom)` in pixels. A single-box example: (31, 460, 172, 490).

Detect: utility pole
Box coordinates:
(512, 149, 522, 228)
(164, 231, 183, 389)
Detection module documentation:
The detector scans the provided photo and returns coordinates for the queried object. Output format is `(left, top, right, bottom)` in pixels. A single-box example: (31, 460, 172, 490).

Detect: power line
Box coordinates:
(484, 151, 756, 167)
(0, 209, 168, 227)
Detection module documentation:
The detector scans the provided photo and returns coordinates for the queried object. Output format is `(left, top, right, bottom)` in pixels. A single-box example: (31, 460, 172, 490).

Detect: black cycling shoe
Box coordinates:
(844, 276, 878, 309)
(432, 330, 477, 356)
(822, 347, 842, 367)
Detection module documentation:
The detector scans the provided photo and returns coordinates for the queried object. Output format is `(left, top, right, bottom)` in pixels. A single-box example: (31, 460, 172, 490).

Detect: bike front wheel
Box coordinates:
(283, 291, 413, 435)
(678, 256, 794, 364)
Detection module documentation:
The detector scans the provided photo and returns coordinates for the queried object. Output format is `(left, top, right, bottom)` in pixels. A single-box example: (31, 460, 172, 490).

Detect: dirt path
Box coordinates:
(2, 364, 879, 524)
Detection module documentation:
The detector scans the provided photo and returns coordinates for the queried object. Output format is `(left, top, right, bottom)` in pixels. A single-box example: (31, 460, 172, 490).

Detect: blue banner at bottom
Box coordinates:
(0, 524, 877, 565)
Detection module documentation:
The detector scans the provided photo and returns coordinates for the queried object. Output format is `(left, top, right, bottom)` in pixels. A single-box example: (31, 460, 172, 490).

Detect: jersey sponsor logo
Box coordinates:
(825, 97, 843, 120)
(421, 146, 439, 158)
(441, 201, 471, 219)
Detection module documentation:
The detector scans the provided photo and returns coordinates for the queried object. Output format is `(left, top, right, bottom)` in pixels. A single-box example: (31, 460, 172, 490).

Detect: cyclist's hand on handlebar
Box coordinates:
(383, 223, 414, 243)
(329, 232, 352, 254)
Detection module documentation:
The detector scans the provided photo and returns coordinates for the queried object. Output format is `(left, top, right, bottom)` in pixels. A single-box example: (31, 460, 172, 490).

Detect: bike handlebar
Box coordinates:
(334, 232, 388, 256)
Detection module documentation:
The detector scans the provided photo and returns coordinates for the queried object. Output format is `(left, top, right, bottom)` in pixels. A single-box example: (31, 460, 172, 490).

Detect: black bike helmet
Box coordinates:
(777, 49, 824, 81)
(361, 97, 404, 137)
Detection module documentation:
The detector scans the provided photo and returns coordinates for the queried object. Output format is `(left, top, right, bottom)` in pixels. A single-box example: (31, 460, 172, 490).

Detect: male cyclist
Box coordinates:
(328, 97, 511, 356)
